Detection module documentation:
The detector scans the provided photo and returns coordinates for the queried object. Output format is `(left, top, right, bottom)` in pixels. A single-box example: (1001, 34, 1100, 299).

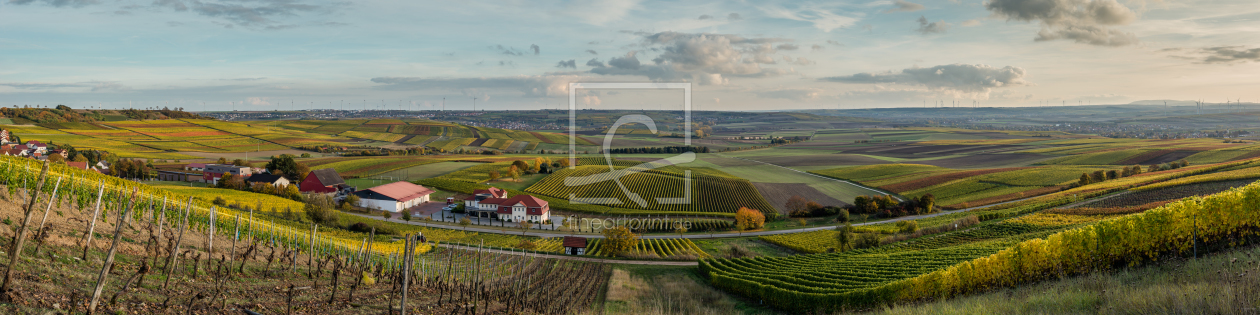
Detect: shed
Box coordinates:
(562, 237, 587, 255)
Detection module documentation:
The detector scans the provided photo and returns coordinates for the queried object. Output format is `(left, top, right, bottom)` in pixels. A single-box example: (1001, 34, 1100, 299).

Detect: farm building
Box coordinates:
(463, 187, 508, 218)
(157, 170, 199, 182)
(202, 164, 252, 185)
(245, 173, 290, 188)
(185, 163, 206, 171)
(472, 194, 550, 223)
(300, 168, 347, 194)
(562, 237, 587, 255)
(353, 181, 434, 212)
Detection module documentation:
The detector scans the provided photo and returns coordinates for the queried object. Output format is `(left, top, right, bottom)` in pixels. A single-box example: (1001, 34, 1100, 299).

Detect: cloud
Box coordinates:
(776, 44, 799, 50)
(247, 97, 271, 105)
(530, 44, 540, 55)
(884, 0, 924, 13)
(586, 58, 605, 67)
(1178, 46, 1260, 64)
(0, 81, 128, 92)
(782, 56, 816, 65)
(821, 63, 1031, 98)
(585, 49, 598, 55)
(916, 16, 950, 34)
(812, 44, 824, 51)
(493, 45, 525, 56)
(698, 14, 713, 20)
(760, 6, 858, 32)
(8, 0, 99, 8)
(826, 40, 843, 46)
(961, 19, 981, 26)
(986, 0, 1139, 46)
(756, 88, 823, 101)
(369, 74, 587, 98)
(588, 32, 795, 85)
(498, 60, 515, 66)
(728, 13, 742, 21)
(167, 21, 184, 27)
(556, 59, 577, 68)
(173, 0, 325, 30)
(582, 95, 601, 106)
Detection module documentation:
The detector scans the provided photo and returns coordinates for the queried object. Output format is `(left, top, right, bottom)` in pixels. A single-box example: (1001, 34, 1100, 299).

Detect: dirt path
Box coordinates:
(714, 153, 906, 201)
(434, 243, 698, 266)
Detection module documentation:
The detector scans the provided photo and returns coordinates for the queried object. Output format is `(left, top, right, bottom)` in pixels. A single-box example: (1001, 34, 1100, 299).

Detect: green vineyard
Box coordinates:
(585, 238, 710, 259)
(525, 165, 777, 215)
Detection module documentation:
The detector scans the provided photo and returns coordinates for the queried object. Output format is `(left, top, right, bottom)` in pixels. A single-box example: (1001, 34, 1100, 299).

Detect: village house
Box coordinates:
(245, 173, 290, 188)
(466, 194, 550, 223)
(24, 141, 46, 154)
(463, 187, 508, 218)
(202, 164, 252, 185)
(352, 181, 434, 212)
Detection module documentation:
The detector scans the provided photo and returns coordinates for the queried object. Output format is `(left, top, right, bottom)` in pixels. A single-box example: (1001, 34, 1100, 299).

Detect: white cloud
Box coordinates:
(760, 6, 860, 32)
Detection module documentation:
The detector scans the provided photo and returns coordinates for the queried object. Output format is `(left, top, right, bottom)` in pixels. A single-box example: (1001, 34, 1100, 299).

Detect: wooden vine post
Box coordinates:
(88, 188, 138, 315)
(31, 177, 62, 256)
(0, 160, 49, 300)
(162, 197, 194, 290)
(81, 183, 107, 260)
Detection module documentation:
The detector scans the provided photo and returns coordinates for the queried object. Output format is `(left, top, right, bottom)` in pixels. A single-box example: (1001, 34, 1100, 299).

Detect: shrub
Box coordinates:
(213, 196, 227, 206)
(601, 226, 639, 257)
(853, 233, 882, 249)
(401, 211, 412, 221)
(304, 194, 340, 226)
(836, 209, 850, 223)
(896, 220, 919, 234)
(348, 222, 371, 233)
(382, 211, 392, 219)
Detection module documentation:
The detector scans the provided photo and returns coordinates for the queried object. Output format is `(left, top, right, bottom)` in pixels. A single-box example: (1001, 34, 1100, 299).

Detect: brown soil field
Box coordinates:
(915, 154, 1051, 168)
(751, 183, 848, 215)
(753, 154, 890, 167)
(1118, 149, 1197, 165)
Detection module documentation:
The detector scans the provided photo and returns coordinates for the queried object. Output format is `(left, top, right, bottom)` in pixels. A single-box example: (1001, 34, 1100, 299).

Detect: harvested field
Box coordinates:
(468, 138, 489, 146)
(915, 154, 1051, 168)
(753, 154, 890, 167)
(1073, 178, 1259, 209)
(700, 155, 762, 167)
(752, 182, 848, 215)
(1115, 149, 1198, 165)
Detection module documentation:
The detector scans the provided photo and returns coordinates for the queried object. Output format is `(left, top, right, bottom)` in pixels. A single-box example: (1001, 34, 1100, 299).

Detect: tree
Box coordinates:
(785, 195, 809, 216)
(488, 171, 501, 181)
(284, 184, 303, 201)
(532, 157, 545, 173)
(1148, 164, 1160, 173)
(216, 157, 228, 165)
(600, 226, 639, 257)
(265, 154, 308, 180)
(511, 160, 529, 173)
(836, 208, 850, 223)
(401, 211, 412, 222)
(673, 221, 688, 237)
(557, 158, 571, 168)
(1091, 170, 1106, 183)
(1179, 159, 1189, 168)
(303, 194, 339, 226)
(517, 221, 534, 235)
(459, 217, 471, 231)
(834, 224, 853, 251)
(1078, 173, 1092, 186)
(47, 154, 65, 164)
(735, 207, 765, 231)
(71, 154, 89, 163)
(854, 233, 882, 249)
(919, 194, 936, 213)
(232, 159, 251, 167)
(507, 165, 521, 182)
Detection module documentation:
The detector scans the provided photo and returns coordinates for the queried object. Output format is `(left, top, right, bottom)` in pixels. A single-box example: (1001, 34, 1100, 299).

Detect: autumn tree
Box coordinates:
(507, 165, 521, 181)
(834, 224, 853, 251)
(735, 207, 765, 230)
(488, 170, 501, 181)
(785, 195, 810, 217)
(511, 160, 529, 173)
(1078, 173, 1092, 186)
(600, 226, 640, 257)
(556, 158, 571, 168)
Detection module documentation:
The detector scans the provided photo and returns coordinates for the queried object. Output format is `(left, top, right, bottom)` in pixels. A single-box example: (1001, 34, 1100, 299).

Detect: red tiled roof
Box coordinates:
(479, 198, 507, 205)
(562, 236, 587, 248)
(67, 162, 89, 170)
(472, 187, 506, 198)
(362, 181, 434, 203)
(493, 195, 549, 215)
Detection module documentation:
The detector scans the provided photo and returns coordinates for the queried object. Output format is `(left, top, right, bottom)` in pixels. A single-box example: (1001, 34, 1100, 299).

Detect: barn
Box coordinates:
(300, 168, 346, 194)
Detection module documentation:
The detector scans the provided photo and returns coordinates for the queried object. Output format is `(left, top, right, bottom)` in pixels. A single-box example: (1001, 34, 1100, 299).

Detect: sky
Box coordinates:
(1, 0, 1259, 111)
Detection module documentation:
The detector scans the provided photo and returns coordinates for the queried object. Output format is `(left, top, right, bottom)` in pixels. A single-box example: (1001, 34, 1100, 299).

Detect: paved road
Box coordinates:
(433, 243, 698, 266)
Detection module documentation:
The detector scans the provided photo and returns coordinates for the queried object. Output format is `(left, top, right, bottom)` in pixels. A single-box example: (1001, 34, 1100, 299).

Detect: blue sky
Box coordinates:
(2, 0, 1258, 111)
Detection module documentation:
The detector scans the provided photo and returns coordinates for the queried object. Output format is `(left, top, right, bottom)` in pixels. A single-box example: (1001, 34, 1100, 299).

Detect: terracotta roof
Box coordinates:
(66, 161, 89, 170)
(479, 197, 507, 205)
(562, 236, 587, 248)
(309, 168, 345, 186)
(472, 187, 506, 198)
(360, 181, 434, 203)
(493, 195, 549, 215)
